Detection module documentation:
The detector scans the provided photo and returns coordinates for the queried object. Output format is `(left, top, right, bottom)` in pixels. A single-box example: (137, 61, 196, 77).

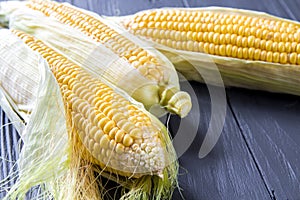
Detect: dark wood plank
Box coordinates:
(76, 0, 185, 16)
(0, 109, 20, 199)
(170, 82, 270, 200)
(227, 89, 300, 200)
(72, 0, 89, 10)
(186, 0, 267, 12)
(187, 0, 298, 19)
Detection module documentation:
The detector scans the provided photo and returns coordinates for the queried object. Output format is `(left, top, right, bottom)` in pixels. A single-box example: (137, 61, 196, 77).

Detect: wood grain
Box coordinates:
(85, 0, 185, 16)
(0, 109, 20, 199)
(186, 0, 299, 19)
(227, 88, 300, 200)
(170, 82, 270, 200)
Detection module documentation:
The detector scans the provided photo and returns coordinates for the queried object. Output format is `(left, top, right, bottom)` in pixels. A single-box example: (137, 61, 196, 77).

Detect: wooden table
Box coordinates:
(1, 0, 300, 199)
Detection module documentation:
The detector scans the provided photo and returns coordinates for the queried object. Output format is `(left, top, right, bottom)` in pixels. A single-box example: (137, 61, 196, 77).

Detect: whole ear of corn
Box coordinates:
(0, 28, 178, 199)
(120, 7, 300, 96)
(3, 0, 192, 118)
(12, 29, 176, 178)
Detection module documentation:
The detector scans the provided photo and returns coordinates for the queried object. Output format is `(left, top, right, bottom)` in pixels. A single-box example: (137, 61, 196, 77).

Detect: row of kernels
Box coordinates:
(143, 28, 300, 53)
(155, 38, 300, 64)
(134, 10, 299, 33)
(136, 28, 299, 49)
(133, 21, 300, 43)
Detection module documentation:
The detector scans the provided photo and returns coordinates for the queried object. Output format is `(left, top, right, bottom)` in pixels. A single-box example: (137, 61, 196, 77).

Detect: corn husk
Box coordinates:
(116, 7, 300, 96)
(0, 28, 39, 132)
(0, 29, 178, 200)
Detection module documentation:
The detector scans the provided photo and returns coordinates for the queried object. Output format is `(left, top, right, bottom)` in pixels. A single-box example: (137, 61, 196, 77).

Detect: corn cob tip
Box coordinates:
(160, 88, 192, 118)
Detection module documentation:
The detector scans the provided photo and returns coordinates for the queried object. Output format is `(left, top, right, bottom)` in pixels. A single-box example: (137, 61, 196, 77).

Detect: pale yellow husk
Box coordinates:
(0, 28, 39, 127)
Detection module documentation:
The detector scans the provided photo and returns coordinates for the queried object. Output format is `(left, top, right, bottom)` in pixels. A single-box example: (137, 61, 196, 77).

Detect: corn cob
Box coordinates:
(7, 0, 192, 118)
(120, 7, 300, 96)
(11, 29, 176, 180)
